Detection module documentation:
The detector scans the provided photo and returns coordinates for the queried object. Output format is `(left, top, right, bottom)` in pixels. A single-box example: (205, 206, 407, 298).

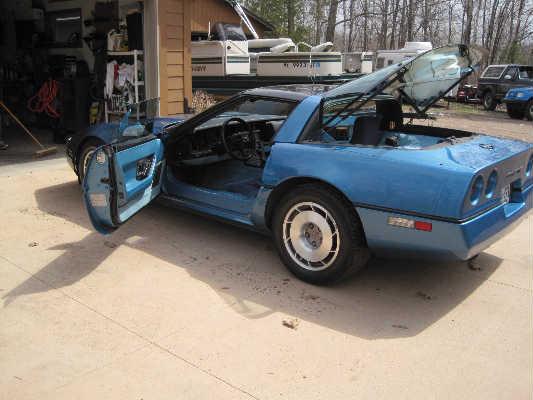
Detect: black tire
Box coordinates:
(272, 184, 369, 285)
(482, 91, 497, 111)
(77, 139, 103, 184)
(506, 104, 525, 119)
(526, 100, 533, 121)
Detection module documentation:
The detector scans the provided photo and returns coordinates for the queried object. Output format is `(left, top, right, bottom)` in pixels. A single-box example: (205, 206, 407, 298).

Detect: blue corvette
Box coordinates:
(71, 45, 533, 284)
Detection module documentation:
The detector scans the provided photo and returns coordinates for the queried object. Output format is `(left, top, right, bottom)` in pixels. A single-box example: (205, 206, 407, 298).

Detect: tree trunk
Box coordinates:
(461, 0, 474, 45)
(363, 0, 369, 49)
(325, 0, 339, 42)
(380, 0, 390, 48)
(287, 0, 295, 36)
(315, 0, 323, 44)
(406, 0, 415, 41)
(389, 0, 401, 48)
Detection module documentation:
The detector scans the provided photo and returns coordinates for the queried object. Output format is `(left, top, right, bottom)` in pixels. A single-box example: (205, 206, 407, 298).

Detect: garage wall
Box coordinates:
(157, 0, 192, 115)
(44, 0, 97, 70)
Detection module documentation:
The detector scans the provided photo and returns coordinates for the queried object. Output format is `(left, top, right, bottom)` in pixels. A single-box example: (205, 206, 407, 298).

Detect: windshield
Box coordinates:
(195, 98, 297, 131)
(324, 60, 409, 99)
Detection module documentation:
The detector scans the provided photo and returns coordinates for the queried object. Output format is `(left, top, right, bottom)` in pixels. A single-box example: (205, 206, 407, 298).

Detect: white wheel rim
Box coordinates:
(82, 148, 95, 176)
(282, 202, 340, 271)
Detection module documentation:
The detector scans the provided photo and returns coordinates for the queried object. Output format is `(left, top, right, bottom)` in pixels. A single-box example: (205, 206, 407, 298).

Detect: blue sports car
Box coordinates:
(71, 45, 533, 284)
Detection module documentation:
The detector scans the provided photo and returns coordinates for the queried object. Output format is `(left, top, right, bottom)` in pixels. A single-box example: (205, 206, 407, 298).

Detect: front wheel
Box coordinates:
(77, 140, 103, 184)
(506, 104, 525, 119)
(482, 91, 497, 111)
(526, 100, 533, 121)
(272, 184, 369, 285)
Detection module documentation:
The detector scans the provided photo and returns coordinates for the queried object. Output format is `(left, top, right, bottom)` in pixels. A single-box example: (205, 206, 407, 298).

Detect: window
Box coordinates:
(481, 66, 506, 79)
(376, 57, 385, 69)
(301, 100, 379, 144)
(195, 97, 297, 131)
(518, 67, 533, 80)
(45, 9, 82, 48)
(505, 67, 518, 79)
(226, 98, 296, 117)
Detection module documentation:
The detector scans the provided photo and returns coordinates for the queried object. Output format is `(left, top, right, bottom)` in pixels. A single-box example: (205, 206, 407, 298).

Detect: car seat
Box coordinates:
(350, 115, 384, 146)
(376, 99, 403, 131)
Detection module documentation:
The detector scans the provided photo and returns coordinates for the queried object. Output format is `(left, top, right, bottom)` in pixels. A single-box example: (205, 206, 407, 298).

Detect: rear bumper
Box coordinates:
(357, 183, 532, 261)
(65, 135, 77, 173)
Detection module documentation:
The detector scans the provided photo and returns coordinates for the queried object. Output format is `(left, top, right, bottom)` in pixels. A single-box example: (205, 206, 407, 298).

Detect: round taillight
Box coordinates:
(470, 175, 484, 205)
(485, 170, 498, 198)
(526, 155, 533, 177)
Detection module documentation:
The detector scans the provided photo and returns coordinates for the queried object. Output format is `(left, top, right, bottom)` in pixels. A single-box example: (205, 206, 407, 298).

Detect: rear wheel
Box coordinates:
(506, 104, 525, 119)
(526, 100, 533, 121)
(482, 91, 497, 111)
(272, 184, 369, 285)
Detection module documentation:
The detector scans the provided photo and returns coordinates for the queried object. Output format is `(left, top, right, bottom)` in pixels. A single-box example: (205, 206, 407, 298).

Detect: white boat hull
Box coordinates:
(254, 52, 343, 77)
(192, 40, 250, 76)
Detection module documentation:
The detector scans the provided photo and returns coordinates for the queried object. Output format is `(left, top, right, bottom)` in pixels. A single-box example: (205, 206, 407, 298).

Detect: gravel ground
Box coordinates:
(427, 104, 533, 142)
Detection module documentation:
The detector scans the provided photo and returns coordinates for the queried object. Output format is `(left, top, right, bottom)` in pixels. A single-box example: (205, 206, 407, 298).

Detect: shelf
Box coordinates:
(105, 50, 144, 123)
(106, 110, 127, 115)
(106, 110, 146, 116)
(107, 50, 144, 56)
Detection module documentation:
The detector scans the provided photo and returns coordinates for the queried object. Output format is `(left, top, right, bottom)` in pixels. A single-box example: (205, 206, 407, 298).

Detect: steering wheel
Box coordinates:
(221, 117, 257, 161)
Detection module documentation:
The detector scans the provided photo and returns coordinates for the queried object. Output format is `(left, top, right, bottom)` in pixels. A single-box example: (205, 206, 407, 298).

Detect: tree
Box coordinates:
(243, 0, 533, 64)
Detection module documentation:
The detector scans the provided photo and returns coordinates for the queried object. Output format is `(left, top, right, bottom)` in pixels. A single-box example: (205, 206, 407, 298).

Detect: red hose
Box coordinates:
(27, 79, 60, 118)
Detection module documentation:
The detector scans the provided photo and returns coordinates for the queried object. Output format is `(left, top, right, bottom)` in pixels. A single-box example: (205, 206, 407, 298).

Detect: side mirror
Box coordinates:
(504, 74, 512, 80)
(122, 124, 146, 138)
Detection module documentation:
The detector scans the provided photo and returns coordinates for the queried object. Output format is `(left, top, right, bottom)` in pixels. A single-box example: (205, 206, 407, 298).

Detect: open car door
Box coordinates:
(83, 101, 165, 234)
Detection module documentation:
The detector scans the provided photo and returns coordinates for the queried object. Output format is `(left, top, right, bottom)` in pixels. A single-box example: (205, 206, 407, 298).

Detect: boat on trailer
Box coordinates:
(191, 22, 359, 96)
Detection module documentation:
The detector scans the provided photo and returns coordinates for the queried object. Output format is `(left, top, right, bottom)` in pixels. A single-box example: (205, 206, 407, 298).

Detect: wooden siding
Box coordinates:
(190, 0, 267, 36)
(158, 0, 192, 116)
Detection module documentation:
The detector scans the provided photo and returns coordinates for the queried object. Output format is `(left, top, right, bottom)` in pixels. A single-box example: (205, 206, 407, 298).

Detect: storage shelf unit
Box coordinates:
(105, 49, 144, 122)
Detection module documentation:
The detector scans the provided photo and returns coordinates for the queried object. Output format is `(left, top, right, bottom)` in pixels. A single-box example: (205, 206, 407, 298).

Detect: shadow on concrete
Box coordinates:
(3, 181, 503, 339)
(0, 126, 65, 167)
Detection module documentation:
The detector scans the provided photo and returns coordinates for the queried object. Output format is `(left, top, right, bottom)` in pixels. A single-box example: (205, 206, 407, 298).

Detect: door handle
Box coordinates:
(136, 156, 154, 180)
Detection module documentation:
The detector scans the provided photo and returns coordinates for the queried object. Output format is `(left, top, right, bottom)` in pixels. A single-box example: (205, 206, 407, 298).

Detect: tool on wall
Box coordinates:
(27, 79, 60, 118)
(0, 101, 58, 157)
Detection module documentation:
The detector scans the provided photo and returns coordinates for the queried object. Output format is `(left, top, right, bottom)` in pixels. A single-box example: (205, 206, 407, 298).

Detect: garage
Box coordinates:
(0, 0, 273, 160)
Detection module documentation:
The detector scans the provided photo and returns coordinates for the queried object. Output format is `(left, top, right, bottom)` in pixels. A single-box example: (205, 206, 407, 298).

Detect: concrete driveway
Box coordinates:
(1, 134, 532, 399)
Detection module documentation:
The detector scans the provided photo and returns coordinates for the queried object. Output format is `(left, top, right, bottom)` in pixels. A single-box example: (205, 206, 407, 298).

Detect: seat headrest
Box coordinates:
(311, 42, 334, 52)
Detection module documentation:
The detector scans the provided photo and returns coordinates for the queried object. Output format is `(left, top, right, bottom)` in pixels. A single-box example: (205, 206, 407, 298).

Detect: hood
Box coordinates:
(323, 44, 483, 115)
(505, 86, 533, 98)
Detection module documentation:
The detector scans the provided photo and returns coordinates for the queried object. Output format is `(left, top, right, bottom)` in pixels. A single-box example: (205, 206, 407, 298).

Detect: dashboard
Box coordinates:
(173, 117, 285, 165)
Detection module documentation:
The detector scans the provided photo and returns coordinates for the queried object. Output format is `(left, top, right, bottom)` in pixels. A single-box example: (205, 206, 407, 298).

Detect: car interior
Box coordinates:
(160, 92, 475, 210)
(165, 97, 297, 201)
(302, 97, 472, 149)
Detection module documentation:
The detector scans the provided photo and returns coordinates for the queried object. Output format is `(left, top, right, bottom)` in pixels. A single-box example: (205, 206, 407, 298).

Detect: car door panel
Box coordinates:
(83, 136, 164, 234)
